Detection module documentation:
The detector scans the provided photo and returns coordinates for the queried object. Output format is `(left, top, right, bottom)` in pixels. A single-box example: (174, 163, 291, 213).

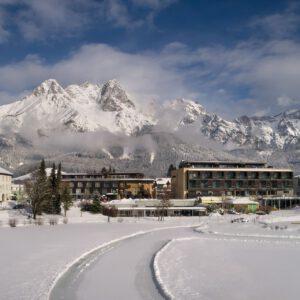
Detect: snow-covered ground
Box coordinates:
(1, 207, 300, 300)
(154, 209, 300, 300)
(0, 206, 202, 300)
(155, 237, 300, 300)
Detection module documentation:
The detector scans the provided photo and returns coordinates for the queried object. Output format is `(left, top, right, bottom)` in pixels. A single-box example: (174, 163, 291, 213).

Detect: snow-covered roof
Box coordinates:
(13, 168, 67, 181)
(155, 178, 171, 185)
(225, 197, 258, 205)
(0, 166, 12, 176)
(117, 206, 206, 211)
(108, 198, 137, 205)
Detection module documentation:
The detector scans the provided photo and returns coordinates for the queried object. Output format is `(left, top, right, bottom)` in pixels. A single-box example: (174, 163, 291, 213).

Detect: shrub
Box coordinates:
(48, 217, 58, 226)
(8, 218, 18, 227)
(35, 217, 44, 226)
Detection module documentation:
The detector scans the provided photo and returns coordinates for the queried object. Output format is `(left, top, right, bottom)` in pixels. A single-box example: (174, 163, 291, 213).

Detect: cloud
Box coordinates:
(0, 8, 9, 43)
(14, 0, 101, 40)
(0, 43, 188, 107)
(157, 38, 300, 117)
(0, 0, 178, 41)
(104, 0, 143, 29)
(130, 0, 177, 10)
(0, 37, 300, 118)
(249, 3, 300, 38)
(277, 95, 299, 107)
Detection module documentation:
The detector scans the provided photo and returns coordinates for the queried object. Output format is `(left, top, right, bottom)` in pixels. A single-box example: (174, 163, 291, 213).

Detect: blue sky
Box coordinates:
(0, 0, 299, 118)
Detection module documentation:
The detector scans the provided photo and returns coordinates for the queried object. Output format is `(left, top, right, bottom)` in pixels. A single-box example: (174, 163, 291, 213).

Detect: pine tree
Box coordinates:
(27, 159, 50, 219)
(91, 192, 102, 213)
(44, 163, 56, 214)
(61, 184, 72, 217)
(54, 163, 62, 214)
(167, 164, 176, 177)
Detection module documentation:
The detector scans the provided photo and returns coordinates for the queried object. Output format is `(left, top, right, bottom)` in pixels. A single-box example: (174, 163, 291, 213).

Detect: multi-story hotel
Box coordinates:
(171, 161, 294, 199)
(62, 172, 154, 199)
(0, 166, 12, 202)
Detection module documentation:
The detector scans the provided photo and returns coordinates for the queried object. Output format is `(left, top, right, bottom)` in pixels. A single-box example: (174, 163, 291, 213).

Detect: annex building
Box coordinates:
(62, 172, 154, 199)
(171, 161, 294, 199)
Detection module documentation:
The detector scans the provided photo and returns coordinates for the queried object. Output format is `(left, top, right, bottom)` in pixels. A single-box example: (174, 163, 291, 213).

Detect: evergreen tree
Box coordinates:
(61, 184, 72, 217)
(91, 192, 102, 213)
(27, 159, 50, 219)
(167, 164, 176, 177)
(54, 163, 62, 214)
(101, 167, 108, 177)
(44, 163, 56, 214)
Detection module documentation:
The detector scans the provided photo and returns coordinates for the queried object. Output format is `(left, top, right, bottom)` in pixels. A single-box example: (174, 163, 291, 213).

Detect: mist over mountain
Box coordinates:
(0, 79, 299, 176)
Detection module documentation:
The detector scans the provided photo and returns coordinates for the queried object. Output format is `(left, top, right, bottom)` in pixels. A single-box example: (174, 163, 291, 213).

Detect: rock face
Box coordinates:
(163, 98, 299, 150)
(99, 79, 135, 111)
(0, 78, 299, 175)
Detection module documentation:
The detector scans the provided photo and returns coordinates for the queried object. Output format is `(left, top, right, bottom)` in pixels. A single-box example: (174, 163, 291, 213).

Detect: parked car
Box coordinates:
(256, 210, 267, 215)
(13, 204, 26, 210)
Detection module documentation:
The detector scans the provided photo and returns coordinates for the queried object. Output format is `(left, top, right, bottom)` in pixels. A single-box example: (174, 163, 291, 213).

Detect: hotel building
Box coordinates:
(171, 161, 294, 199)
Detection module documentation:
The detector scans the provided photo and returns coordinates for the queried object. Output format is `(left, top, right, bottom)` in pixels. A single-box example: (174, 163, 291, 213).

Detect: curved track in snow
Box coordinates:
(49, 226, 200, 300)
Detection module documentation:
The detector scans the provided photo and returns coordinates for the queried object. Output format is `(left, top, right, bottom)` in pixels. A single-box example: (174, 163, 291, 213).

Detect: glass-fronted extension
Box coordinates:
(171, 161, 294, 199)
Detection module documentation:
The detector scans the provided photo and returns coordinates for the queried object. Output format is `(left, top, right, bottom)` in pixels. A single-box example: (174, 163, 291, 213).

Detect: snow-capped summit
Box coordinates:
(33, 79, 65, 97)
(99, 79, 135, 111)
(162, 98, 299, 149)
(0, 78, 154, 136)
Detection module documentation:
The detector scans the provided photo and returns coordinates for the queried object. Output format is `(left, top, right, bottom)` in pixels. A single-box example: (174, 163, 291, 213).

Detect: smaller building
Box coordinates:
(154, 177, 171, 198)
(102, 198, 207, 217)
(225, 197, 259, 213)
(0, 166, 13, 202)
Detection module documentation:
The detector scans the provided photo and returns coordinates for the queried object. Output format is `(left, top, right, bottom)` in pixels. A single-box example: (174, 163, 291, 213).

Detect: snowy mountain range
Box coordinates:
(0, 79, 299, 176)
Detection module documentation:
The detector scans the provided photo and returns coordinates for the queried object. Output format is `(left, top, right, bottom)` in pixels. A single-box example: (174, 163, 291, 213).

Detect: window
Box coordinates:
(260, 172, 270, 179)
(225, 172, 235, 179)
(201, 172, 212, 179)
(238, 172, 247, 179)
(188, 172, 197, 179)
(213, 172, 224, 179)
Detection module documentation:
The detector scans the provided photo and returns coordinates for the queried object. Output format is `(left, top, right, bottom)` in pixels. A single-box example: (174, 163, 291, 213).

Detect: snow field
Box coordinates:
(155, 235, 300, 300)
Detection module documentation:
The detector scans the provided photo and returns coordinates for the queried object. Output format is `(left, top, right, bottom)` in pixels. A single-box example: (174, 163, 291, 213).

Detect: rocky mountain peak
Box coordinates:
(32, 79, 65, 97)
(99, 79, 135, 111)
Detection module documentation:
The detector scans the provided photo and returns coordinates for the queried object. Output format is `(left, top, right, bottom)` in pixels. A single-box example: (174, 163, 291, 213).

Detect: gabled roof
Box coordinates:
(0, 166, 13, 176)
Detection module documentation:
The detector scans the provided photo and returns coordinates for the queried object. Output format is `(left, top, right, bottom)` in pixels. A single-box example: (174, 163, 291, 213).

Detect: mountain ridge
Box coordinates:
(0, 78, 299, 175)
